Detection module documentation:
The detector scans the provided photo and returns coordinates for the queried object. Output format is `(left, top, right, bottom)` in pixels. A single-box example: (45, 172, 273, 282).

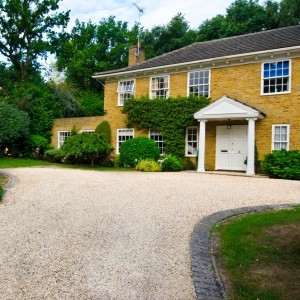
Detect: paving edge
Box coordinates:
(0, 169, 19, 203)
(190, 204, 296, 300)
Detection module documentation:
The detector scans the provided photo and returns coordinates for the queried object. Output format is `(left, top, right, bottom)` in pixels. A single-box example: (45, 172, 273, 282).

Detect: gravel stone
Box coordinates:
(0, 167, 299, 300)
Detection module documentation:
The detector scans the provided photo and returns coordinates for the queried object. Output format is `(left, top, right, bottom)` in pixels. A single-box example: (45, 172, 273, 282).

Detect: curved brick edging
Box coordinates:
(0, 170, 19, 202)
(190, 204, 295, 300)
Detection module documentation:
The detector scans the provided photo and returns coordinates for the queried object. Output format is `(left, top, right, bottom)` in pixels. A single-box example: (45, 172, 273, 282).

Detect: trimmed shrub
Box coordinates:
(119, 137, 160, 167)
(44, 148, 66, 163)
(160, 154, 183, 172)
(95, 120, 111, 143)
(262, 149, 300, 180)
(135, 159, 161, 172)
(62, 133, 113, 166)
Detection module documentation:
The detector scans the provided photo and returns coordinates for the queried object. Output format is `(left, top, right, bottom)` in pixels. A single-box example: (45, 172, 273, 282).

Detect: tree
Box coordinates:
(0, 101, 30, 154)
(56, 17, 138, 92)
(142, 14, 197, 59)
(0, 0, 69, 82)
(279, 0, 300, 27)
(62, 133, 113, 166)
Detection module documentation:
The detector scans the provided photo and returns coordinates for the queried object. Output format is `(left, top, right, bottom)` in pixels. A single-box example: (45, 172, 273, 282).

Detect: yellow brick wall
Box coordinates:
(103, 58, 300, 169)
(51, 116, 104, 148)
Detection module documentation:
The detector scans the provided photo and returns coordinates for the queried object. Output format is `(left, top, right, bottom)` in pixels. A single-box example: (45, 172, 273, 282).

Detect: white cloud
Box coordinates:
(60, 0, 267, 31)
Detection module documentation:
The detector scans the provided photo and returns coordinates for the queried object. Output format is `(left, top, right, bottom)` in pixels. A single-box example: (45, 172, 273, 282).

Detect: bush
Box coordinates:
(160, 154, 183, 172)
(135, 159, 161, 172)
(44, 148, 66, 163)
(95, 120, 111, 143)
(62, 133, 113, 166)
(119, 137, 160, 167)
(262, 149, 300, 180)
(28, 134, 50, 158)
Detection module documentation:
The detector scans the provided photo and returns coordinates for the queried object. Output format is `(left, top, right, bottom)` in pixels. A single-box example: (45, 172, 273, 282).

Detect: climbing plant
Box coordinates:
(122, 96, 209, 157)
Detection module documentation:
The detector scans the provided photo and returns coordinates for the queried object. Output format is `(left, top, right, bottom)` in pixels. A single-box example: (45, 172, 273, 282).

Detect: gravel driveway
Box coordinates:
(0, 167, 300, 300)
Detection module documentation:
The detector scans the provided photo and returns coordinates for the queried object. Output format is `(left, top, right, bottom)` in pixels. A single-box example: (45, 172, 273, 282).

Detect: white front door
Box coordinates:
(216, 125, 247, 171)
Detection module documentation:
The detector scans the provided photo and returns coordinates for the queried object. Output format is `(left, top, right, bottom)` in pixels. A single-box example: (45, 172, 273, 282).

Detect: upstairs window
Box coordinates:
(58, 131, 70, 148)
(118, 80, 135, 106)
(150, 76, 169, 99)
(262, 60, 290, 95)
(272, 124, 290, 150)
(188, 70, 210, 97)
(149, 129, 165, 155)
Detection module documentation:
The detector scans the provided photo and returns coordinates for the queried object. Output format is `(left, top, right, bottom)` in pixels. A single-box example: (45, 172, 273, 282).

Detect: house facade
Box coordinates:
(54, 25, 300, 175)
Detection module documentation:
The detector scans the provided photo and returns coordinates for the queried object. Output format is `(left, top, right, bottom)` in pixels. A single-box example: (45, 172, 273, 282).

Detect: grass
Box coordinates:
(0, 158, 131, 171)
(214, 206, 300, 300)
(0, 174, 9, 201)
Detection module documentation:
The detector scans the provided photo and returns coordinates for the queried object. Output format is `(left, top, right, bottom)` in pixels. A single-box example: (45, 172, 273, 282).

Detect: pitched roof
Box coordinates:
(94, 25, 300, 77)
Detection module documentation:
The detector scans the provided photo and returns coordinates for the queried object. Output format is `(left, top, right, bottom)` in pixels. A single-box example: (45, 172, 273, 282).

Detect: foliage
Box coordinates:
(0, 186, 3, 201)
(123, 96, 209, 157)
(0, 0, 69, 82)
(56, 17, 138, 92)
(95, 120, 111, 143)
(197, 0, 300, 42)
(0, 101, 30, 154)
(214, 206, 300, 299)
(78, 90, 104, 116)
(51, 83, 81, 117)
(62, 132, 113, 166)
(262, 149, 300, 180)
(160, 155, 183, 172)
(118, 137, 160, 168)
(44, 148, 66, 163)
(141, 13, 197, 59)
(135, 159, 161, 172)
(28, 134, 51, 157)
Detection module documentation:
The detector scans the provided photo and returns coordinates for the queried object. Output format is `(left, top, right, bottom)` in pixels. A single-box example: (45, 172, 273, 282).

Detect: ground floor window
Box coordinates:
(80, 130, 95, 134)
(149, 129, 164, 155)
(186, 127, 198, 156)
(58, 131, 71, 148)
(272, 124, 290, 150)
(117, 128, 134, 154)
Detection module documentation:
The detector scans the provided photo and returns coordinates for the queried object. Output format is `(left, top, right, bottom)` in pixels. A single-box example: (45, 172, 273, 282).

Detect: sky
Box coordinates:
(60, 0, 267, 31)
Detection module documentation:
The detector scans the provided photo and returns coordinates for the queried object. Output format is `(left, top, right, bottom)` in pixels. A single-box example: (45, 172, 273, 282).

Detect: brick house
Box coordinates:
(53, 25, 300, 175)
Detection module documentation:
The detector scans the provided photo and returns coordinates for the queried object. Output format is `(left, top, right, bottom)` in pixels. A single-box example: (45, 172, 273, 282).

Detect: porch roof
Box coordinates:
(194, 95, 266, 121)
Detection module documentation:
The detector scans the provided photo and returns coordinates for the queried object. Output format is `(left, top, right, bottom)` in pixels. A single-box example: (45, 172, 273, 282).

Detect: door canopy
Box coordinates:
(194, 95, 265, 121)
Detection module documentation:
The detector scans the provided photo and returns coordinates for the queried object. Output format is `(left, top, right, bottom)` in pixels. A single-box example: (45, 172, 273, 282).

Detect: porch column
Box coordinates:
(197, 120, 207, 172)
(246, 118, 257, 176)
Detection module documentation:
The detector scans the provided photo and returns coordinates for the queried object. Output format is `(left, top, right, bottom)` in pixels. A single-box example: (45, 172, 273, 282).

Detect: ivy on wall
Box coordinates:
(122, 96, 209, 157)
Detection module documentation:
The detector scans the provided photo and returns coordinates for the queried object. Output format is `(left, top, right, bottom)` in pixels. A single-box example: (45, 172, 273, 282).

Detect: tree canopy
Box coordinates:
(0, 0, 69, 82)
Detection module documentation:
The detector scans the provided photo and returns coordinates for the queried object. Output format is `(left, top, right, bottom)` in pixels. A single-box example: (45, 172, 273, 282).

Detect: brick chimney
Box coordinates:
(128, 45, 145, 66)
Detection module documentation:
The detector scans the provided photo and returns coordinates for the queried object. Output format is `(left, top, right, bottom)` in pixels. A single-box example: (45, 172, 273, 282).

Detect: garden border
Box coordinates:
(190, 204, 295, 300)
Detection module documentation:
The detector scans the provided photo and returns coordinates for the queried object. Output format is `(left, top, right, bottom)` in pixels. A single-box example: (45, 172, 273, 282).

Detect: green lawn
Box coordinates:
(0, 158, 131, 171)
(214, 206, 300, 300)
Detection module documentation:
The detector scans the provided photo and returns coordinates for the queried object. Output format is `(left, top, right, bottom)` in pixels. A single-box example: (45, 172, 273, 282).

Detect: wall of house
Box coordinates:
(103, 57, 300, 170)
(51, 116, 104, 148)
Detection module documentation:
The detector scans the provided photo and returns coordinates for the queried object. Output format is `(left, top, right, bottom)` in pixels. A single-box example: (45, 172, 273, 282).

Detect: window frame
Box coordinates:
(116, 128, 134, 154)
(187, 69, 211, 98)
(58, 131, 71, 148)
(185, 126, 198, 157)
(261, 59, 291, 95)
(149, 129, 165, 155)
(149, 75, 170, 99)
(80, 130, 95, 134)
(117, 79, 135, 106)
(272, 124, 290, 151)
